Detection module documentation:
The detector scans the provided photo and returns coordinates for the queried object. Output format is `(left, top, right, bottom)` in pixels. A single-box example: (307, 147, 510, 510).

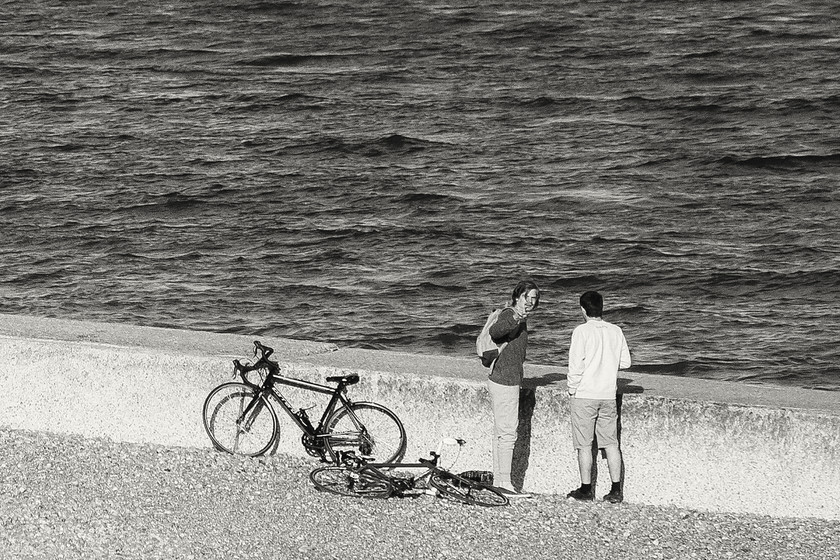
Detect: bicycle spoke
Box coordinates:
(430, 472, 509, 507)
(323, 403, 406, 463)
(310, 467, 392, 499)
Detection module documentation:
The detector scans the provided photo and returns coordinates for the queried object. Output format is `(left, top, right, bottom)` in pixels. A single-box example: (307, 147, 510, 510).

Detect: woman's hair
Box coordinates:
(510, 280, 541, 309)
(580, 290, 603, 317)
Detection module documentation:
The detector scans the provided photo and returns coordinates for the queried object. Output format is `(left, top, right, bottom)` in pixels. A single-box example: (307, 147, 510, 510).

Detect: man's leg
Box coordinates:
(604, 444, 622, 483)
(577, 447, 594, 484)
(595, 400, 624, 503)
(568, 398, 597, 500)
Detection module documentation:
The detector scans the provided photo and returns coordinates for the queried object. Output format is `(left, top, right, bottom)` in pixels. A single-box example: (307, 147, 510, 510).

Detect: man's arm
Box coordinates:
(567, 327, 585, 395)
(619, 333, 631, 370)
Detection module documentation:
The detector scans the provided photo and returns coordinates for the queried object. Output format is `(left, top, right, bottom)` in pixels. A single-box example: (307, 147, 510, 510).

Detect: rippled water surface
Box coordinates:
(2, 0, 838, 390)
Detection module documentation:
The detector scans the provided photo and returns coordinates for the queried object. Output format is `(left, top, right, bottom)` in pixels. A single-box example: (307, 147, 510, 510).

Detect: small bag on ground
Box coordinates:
(458, 470, 494, 485)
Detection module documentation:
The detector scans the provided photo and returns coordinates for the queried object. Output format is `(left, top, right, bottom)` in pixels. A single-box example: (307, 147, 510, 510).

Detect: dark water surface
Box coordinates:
(2, 1, 838, 390)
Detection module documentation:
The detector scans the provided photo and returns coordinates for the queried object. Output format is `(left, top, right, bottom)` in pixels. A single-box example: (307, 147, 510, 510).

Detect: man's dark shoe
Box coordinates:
(603, 490, 623, 504)
(566, 488, 594, 501)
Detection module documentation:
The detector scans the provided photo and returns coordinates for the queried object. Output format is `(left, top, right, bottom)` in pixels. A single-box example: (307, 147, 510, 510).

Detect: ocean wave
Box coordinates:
(225, 92, 326, 112)
(718, 153, 840, 170)
(541, 276, 605, 291)
(404, 281, 470, 294)
(695, 270, 840, 297)
(392, 192, 465, 205)
(603, 304, 647, 319)
(626, 361, 698, 376)
(119, 193, 207, 213)
(240, 53, 347, 67)
(522, 96, 557, 108)
(229, 92, 308, 103)
(270, 133, 442, 157)
(45, 143, 86, 152)
(376, 133, 438, 150)
(230, 1, 301, 14)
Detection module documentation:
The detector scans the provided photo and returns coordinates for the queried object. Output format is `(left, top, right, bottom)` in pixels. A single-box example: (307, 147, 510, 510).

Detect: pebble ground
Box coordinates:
(1, 428, 837, 560)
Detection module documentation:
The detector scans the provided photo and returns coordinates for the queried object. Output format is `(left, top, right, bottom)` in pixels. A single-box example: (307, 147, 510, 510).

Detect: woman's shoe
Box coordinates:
(497, 487, 532, 499)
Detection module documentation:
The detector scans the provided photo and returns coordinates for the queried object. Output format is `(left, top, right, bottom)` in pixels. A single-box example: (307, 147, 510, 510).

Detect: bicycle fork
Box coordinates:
(236, 392, 267, 433)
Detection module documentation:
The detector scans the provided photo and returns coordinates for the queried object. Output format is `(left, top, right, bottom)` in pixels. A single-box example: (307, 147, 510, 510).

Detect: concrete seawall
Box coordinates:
(1, 314, 837, 521)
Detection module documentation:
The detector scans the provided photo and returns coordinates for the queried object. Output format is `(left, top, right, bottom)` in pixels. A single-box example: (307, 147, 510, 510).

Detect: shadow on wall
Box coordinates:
(511, 372, 644, 492)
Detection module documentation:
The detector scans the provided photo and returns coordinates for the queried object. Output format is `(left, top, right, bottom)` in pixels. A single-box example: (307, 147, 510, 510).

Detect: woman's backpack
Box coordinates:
(475, 309, 508, 368)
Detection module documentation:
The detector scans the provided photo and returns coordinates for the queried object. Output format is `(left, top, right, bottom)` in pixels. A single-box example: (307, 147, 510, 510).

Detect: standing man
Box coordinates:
(566, 290, 631, 504)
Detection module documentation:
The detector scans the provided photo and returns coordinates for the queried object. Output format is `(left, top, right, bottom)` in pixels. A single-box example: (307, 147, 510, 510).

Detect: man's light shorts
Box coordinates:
(570, 397, 618, 449)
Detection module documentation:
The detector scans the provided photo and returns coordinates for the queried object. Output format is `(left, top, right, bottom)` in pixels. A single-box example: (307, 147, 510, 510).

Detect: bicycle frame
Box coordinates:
(339, 438, 460, 489)
(259, 373, 359, 441)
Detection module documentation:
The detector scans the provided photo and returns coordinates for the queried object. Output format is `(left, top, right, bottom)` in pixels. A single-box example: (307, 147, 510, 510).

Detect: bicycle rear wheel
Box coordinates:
(323, 402, 407, 463)
(430, 472, 509, 507)
(202, 382, 278, 456)
(310, 466, 393, 499)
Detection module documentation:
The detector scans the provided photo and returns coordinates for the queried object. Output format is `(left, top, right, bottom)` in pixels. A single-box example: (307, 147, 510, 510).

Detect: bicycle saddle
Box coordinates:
(326, 374, 360, 385)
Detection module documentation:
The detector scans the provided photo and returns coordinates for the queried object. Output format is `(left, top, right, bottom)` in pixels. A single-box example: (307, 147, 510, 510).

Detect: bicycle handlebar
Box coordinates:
(232, 340, 278, 380)
(253, 340, 274, 359)
(429, 438, 465, 466)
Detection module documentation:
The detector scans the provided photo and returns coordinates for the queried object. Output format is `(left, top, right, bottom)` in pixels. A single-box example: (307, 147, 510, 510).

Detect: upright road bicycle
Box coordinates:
(203, 341, 407, 463)
(310, 438, 509, 507)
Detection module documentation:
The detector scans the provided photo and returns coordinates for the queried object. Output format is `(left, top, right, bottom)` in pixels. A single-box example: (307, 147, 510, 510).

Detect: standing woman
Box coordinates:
(487, 280, 540, 498)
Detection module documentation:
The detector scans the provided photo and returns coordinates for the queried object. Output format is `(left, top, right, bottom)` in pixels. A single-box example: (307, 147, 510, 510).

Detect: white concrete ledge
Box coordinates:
(0, 314, 837, 520)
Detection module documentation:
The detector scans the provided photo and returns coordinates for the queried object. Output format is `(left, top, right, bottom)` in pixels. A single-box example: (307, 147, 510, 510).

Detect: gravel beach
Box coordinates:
(1, 428, 837, 560)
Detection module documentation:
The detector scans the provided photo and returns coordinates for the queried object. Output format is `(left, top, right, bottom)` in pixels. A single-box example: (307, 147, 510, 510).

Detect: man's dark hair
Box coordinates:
(580, 290, 603, 317)
(510, 280, 540, 309)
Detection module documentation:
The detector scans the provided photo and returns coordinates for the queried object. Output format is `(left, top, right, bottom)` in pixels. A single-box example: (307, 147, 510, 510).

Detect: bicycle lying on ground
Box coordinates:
(203, 340, 407, 463)
(310, 438, 509, 507)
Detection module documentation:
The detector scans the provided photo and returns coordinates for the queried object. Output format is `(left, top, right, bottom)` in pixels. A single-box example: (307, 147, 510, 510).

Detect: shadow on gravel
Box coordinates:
(511, 372, 644, 493)
(512, 386, 536, 491)
(512, 371, 563, 491)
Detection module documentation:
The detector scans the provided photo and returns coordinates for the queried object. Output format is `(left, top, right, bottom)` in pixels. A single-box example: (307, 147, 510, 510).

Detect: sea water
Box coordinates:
(1, 0, 838, 390)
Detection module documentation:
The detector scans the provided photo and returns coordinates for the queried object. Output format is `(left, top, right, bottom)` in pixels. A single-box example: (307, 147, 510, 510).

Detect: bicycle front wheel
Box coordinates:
(430, 472, 509, 507)
(310, 466, 393, 499)
(323, 402, 407, 463)
(202, 382, 278, 456)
